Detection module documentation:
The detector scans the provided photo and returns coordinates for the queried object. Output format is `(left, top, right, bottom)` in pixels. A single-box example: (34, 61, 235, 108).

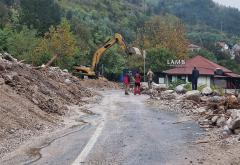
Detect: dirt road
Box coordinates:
(1, 90, 206, 165)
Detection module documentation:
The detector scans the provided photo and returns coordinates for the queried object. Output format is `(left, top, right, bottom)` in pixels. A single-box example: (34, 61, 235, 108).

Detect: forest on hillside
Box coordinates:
(0, 0, 240, 79)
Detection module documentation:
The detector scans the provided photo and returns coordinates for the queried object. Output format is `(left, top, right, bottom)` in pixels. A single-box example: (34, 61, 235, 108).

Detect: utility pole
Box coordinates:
(143, 50, 146, 82)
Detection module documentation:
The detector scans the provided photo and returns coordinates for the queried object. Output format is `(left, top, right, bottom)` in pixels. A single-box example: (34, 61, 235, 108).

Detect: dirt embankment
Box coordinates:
(0, 54, 100, 158)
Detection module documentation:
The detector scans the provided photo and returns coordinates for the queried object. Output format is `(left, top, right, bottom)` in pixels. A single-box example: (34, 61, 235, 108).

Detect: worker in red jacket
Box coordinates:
(124, 72, 130, 95)
(134, 71, 141, 95)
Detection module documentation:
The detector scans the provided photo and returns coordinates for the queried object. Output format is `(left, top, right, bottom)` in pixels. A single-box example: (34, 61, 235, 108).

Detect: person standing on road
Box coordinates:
(134, 71, 141, 95)
(192, 67, 199, 90)
(124, 72, 130, 95)
(147, 68, 154, 89)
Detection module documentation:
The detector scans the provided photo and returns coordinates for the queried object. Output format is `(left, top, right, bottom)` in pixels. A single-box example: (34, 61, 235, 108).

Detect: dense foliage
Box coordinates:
(0, 0, 240, 78)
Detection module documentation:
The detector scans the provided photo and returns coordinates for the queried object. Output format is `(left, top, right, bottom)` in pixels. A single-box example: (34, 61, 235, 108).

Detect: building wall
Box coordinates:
(167, 75, 211, 87)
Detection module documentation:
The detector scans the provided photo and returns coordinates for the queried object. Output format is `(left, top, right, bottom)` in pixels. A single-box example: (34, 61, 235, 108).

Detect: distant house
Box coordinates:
(163, 55, 240, 89)
(232, 44, 240, 61)
(187, 44, 201, 52)
(217, 41, 229, 51)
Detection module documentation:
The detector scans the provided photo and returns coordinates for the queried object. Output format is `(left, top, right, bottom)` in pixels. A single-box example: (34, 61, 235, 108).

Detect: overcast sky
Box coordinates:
(213, 0, 240, 9)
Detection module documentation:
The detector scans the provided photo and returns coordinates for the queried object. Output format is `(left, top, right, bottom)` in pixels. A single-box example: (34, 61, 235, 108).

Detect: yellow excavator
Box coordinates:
(75, 33, 140, 78)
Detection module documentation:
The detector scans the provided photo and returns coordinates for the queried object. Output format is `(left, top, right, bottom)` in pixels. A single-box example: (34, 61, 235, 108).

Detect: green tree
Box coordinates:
(135, 15, 188, 59)
(0, 28, 11, 51)
(188, 48, 217, 62)
(146, 47, 175, 72)
(34, 19, 78, 69)
(0, 2, 9, 28)
(20, 0, 61, 34)
(6, 26, 39, 60)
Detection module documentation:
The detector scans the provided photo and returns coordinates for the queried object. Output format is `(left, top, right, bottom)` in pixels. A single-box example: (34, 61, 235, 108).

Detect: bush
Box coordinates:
(169, 79, 185, 90)
(184, 83, 192, 91)
(197, 84, 207, 91)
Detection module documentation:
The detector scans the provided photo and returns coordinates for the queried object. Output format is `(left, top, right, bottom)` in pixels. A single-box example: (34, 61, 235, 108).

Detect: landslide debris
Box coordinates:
(0, 53, 96, 158)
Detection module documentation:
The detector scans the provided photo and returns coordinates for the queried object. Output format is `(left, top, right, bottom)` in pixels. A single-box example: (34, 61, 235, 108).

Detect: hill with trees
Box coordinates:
(0, 0, 240, 79)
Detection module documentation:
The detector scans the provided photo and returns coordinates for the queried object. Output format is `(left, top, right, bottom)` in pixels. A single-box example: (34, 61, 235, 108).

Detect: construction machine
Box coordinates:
(75, 33, 140, 78)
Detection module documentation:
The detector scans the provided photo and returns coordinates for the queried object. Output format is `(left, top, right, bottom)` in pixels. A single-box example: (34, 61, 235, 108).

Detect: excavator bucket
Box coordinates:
(128, 47, 142, 57)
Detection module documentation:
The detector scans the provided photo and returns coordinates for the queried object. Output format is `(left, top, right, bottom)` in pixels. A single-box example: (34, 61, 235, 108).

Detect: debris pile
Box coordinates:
(146, 82, 240, 137)
(0, 53, 97, 157)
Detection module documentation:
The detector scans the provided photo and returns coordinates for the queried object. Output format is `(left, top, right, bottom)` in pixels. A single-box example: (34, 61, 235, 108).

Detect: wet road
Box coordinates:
(1, 90, 203, 165)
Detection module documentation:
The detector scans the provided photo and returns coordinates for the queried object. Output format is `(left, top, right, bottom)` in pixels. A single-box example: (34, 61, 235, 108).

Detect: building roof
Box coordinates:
(188, 44, 201, 49)
(164, 55, 238, 77)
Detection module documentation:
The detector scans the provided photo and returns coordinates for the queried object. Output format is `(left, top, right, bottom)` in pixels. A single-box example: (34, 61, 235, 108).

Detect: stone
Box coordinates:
(32, 98, 39, 105)
(196, 107, 207, 113)
(216, 116, 226, 127)
(228, 95, 238, 106)
(201, 87, 213, 95)
(234, 128, 240, 134)
(0, 78, 5, 85)
(226, 117, 233, 126)
(223, 125, 232, 135)
(228, 109, 240, 119)
(163, 90, 174, 94)
(63, 69, 68, 73)
(211, 116, 219, 124)
(64, 79, 71, 84)
(175, 84, 187, 94)
(185, 90, 201, 102)
(209, 96, 224, 103)
(141, 82, 148, 90)
(0, 64, 5, 71)
(229, 118, 240, 130)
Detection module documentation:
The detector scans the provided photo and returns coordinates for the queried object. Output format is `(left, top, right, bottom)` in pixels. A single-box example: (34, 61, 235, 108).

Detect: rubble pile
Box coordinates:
(146, 82, 240, 136)
(0, 53, 97, 157)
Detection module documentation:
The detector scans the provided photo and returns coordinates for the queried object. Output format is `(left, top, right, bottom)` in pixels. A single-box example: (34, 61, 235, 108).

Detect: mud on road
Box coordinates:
(1, 90, 210, 165)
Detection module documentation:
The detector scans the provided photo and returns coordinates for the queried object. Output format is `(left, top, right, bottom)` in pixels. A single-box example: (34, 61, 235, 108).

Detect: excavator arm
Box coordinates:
(75, 33, 137, 78)
(91, 33, 129, 70)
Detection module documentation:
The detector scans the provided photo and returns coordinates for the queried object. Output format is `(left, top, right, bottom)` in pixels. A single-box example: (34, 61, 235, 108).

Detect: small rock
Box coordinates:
(210, 96, 224, 103)
(216, 116, 226, 127)
(63, 69, 68, 73)
(0, 78, 5, 85)
(234, 128, 240, 134)
(32, 98, 39, 105)
(64, 79, 71, 84)
(196, 107, 206, 113)
(0, 64, 5, 71)
(230, 118, 240, 130)
(201, 87, 213, 95)
(211, 116, 219, 124)
(223, 125, 232, 135)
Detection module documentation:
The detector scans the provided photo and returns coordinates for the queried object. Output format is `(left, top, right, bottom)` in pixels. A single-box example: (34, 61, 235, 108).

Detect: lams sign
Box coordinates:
(167, 59, 186, 66)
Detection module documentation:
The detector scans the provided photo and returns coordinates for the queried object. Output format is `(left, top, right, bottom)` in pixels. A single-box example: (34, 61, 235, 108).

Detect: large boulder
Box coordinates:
(175, 84, 187, 94)
(226, 109, 240, 132)
(216, 116, 226, 127)
(185, 90, 201, 102)
(209, 96, 225, 103)
(201, 87, 213, 95)
(152, 82, 167, 91)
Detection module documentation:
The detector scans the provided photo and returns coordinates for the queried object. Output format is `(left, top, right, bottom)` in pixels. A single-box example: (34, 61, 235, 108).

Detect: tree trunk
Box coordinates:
(44, 54, 59, 68)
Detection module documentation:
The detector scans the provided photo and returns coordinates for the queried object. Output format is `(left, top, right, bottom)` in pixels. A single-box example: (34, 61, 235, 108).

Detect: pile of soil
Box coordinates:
(0, 55, 96, 158)
(79, 77, 120, 89)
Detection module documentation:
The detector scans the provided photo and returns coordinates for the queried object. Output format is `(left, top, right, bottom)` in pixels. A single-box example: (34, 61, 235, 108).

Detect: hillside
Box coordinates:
(0, 0, 240, 76)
